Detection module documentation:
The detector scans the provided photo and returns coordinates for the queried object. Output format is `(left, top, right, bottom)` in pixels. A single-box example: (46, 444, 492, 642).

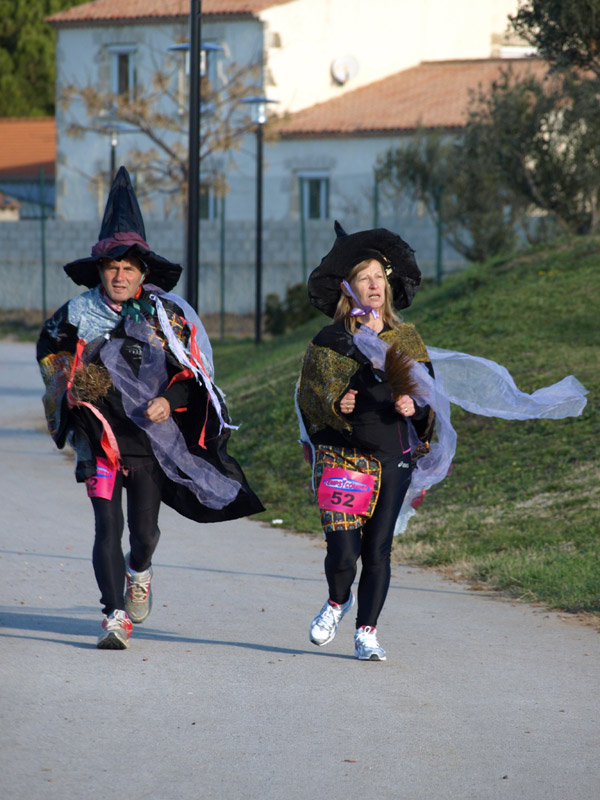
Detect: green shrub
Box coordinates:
(264, 283, 321, 335)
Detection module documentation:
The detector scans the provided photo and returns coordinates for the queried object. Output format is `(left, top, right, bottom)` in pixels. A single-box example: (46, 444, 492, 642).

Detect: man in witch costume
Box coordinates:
(37, 167, 263, 649)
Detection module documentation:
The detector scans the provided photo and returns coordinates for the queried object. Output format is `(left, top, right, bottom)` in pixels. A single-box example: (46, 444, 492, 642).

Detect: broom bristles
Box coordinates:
(384, 347, 418, 399)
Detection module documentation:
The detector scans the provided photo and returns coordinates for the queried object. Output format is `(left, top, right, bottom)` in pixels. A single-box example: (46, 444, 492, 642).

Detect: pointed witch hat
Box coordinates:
(307, 220, 421, 317)
(64, 167, 182, 292)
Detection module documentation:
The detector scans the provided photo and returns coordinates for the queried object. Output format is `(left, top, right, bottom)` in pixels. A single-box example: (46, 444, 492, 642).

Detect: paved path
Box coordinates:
(1, 341, 598, 800)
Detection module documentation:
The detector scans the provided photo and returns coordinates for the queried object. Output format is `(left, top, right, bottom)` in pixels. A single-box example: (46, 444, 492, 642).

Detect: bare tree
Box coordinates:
(58, 48, 269, 212)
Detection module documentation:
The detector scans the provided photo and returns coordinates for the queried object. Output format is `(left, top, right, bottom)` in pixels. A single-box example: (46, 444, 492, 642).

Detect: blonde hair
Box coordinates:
(333, 258, 402, 333)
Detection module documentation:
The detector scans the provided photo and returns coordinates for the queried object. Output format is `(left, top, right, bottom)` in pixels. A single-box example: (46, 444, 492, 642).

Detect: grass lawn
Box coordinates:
(215, 235, 599, 619)
(9, 235, 597, 619)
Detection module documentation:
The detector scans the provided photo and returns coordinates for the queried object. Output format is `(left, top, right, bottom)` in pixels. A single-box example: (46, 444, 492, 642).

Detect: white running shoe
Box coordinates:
(309, 592, 355, 646)
(125, 556, 153, 624)
(97, 610, 132, 650)
(354, 626, 386, 661)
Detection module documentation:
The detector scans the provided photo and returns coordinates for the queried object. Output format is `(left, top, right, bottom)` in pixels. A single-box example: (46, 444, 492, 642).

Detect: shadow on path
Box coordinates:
(0, 549, 473, 596)
(0, 609, 354, 658)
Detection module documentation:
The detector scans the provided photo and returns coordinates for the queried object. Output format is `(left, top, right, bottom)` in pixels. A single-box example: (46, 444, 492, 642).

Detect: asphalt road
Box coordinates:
(1, 340, 598, 800)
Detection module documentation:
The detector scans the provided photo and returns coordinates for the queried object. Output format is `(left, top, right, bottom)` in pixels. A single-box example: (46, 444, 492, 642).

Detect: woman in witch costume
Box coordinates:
(297, 222, 588, 662)
(37, 167, 263, 650)
(297, 221, 433, 661)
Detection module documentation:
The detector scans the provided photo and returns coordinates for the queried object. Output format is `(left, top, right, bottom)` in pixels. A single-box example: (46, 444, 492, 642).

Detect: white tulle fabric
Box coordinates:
(395, 346, 588, 534)
(303, 325, 588, 535)
(148, 285, 214, 379)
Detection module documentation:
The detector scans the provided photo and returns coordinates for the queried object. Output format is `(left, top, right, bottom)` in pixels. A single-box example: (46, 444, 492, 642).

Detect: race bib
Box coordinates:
(317, 466, 376, 515)
(86, 457, 117, 500)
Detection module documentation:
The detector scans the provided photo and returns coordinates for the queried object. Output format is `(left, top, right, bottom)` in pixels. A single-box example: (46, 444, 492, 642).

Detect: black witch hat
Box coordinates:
(63, 167, 182, 292)
(307, 221, 421, 317)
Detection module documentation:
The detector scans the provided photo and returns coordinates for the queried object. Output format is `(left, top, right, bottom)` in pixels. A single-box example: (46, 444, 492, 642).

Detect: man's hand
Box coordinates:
(145, 396, 171, 423)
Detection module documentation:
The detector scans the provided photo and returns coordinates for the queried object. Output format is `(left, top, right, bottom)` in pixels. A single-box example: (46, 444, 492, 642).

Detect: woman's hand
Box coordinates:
(340, 389, 357, 414)
(145, 396, 171, 423)
(395, 394, 415, 417)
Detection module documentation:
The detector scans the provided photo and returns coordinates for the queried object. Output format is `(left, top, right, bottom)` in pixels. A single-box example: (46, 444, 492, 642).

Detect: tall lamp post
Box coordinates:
(170, 29, 223, 311)
(241, 96, 278, 344)
(94, 120, 140, 182)
(186, 0, 201, 310)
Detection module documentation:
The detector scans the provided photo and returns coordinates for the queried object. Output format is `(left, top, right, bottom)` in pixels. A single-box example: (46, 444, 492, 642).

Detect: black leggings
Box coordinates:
(90, 458, 164, 615)
(324, 458, 412, 628)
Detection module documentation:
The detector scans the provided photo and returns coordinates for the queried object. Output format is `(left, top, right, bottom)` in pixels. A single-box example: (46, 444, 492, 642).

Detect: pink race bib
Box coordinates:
(86, 457, 117, 500)
(317, 467, 375, 515)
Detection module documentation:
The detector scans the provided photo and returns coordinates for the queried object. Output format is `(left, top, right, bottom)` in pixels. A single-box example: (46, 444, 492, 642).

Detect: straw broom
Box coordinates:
(384, 347, 418, 400)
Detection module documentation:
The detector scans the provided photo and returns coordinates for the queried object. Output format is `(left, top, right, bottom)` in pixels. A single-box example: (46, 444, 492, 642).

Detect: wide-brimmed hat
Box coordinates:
(308, 221, 421, 317)
(63, 167, 182, 292)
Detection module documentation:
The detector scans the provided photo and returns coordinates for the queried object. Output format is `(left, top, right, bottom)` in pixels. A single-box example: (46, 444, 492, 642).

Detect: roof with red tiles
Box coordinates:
(276, 58, 549, 138)
(0, 118, 56, 179)
(47, 0, 293, 25)
(0, 192, 22, 210)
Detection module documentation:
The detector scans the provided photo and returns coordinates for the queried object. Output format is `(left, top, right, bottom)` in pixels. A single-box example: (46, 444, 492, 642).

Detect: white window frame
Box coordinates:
(177, 44, 220, 116)
(106, 44, 137, 100)
(181, 45, 219, 81)
(298, 170, 330, 220)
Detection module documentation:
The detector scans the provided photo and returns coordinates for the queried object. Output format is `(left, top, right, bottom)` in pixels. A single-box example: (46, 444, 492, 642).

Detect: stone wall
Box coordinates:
(0, 217, 463, 314)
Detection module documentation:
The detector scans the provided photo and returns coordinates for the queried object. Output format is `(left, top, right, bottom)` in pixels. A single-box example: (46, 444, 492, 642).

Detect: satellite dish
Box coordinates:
(331, 55, 359, 85)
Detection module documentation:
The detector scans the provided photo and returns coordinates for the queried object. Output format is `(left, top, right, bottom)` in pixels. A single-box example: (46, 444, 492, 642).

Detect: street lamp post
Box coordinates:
(94, 120, 139, 183)
(110, 132, 118, 180)
(241, 96, 278, 345)
(170, 32, 223, 312)
(186, 0, 202, 310)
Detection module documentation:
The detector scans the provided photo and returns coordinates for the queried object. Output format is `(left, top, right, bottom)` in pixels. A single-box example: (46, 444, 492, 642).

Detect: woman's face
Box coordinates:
(345, 259, 387, 312)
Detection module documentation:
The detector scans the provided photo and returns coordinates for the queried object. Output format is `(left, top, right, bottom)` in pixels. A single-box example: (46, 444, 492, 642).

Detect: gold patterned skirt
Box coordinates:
(313, 445, 382, 534)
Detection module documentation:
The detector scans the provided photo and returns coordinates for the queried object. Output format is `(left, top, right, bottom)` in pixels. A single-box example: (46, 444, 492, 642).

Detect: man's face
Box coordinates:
(98, 257, 145, 303)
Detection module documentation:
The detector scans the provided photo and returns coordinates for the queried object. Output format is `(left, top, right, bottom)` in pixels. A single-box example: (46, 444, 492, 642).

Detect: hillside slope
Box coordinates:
(215, 236, 599, 615)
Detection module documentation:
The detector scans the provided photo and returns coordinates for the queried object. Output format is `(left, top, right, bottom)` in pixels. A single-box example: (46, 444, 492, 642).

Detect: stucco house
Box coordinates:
(47, 0, 525, 222)
(20, 0, 536, 314)
(0, 117, 56, 219)
(271, 56, 547, 276)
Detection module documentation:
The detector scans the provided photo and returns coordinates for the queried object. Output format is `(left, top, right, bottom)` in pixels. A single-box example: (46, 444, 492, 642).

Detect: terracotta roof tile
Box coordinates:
(0, 191, 21, 210)
(277, 58, 549, 137)
(0, 118, 56, 179)
(47, 0, 293, 25)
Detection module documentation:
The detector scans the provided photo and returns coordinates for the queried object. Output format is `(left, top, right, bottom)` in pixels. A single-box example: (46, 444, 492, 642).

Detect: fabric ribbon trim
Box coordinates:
(342, 280, 380, 319)
(91, 231, 149, 257)
(66, 338, 121, 469)
(151, 292, 237, 445)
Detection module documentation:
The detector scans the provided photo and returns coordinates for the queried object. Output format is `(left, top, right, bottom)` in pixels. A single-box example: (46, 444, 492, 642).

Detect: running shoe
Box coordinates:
(354, 625, 386, 661)
(309, 592, 355, 646)
(97, 610, 132, 650)
(125, 556, 153, 624)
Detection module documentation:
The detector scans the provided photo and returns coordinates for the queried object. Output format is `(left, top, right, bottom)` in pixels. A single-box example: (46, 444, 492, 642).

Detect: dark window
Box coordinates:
(199, 184, 216, 220)
(107, 45, 136, 99)
(307, 177, 329, 219)
(117, 54, 130, 96)
(299, 174, 330, 220)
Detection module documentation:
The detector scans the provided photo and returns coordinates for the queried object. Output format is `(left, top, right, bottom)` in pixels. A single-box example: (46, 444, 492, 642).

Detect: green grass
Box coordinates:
(214, 235, 600, 618)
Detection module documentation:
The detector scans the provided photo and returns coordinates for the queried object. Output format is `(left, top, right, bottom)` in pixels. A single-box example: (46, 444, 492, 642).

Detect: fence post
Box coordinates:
(373, 170, 379, 228)
(434, 183, 443, 285)
(40, 166, 47, 319)
(219, 193, 226, 339)
(299, 176, 307, 282)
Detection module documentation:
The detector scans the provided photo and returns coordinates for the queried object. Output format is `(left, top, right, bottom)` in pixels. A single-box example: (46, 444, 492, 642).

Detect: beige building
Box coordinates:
(47, 0, 526, 223)
(24, 0, 544, 309)
(262, 0, 524, 111)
